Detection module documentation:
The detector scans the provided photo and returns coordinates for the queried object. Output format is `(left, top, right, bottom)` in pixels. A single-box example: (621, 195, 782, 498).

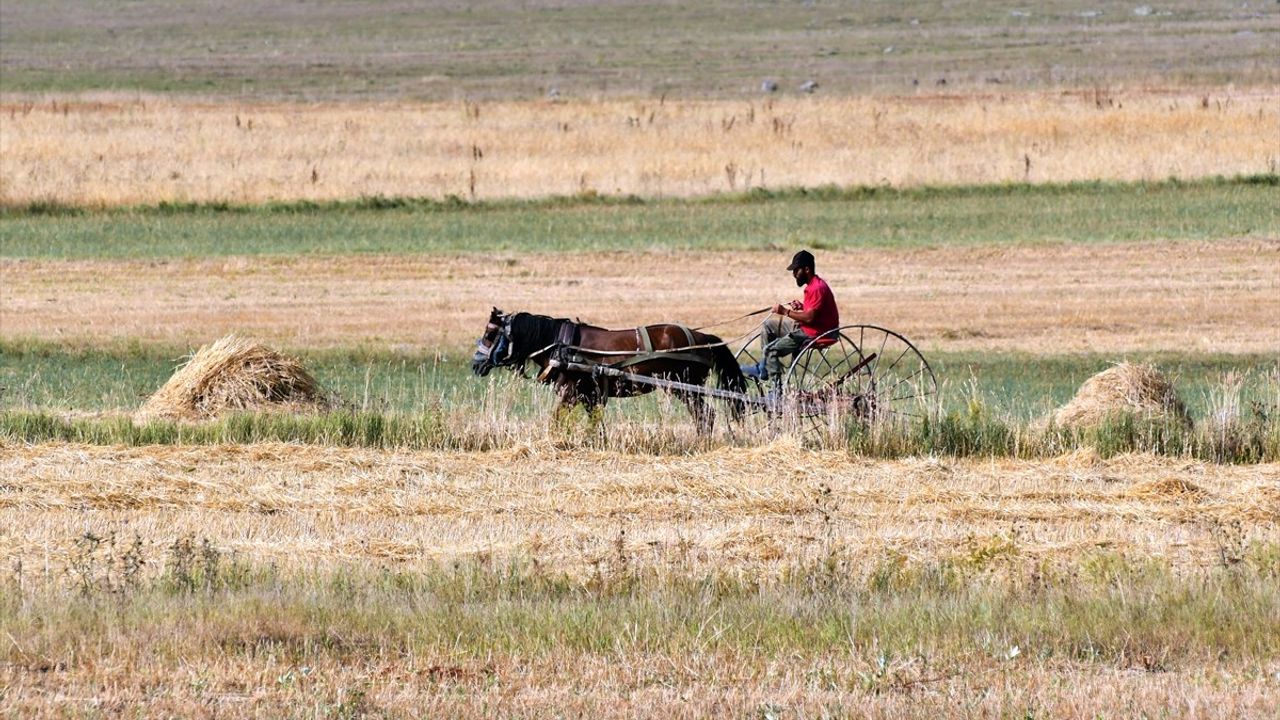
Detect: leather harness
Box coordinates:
(613, 325, 709, 370)
(537, 321, 712, 382)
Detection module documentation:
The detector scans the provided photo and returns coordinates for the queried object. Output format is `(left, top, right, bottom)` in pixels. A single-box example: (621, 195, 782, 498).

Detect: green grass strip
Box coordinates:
(3, 173, 1274, 218)
(2, 175, 1276, 258)
(3, 406, 1276, 462)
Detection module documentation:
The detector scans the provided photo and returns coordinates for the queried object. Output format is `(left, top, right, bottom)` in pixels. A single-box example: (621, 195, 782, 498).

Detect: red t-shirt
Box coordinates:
(801, 275, 839, 338)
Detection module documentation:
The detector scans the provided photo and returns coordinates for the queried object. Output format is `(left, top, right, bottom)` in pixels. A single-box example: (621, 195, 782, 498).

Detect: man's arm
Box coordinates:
(772, 301, 816, 324)
(786, 305, 816, 324)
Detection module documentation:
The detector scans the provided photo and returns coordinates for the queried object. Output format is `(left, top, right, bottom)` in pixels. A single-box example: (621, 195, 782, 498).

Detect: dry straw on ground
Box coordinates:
(137, 335, 327, 420)
(1052, 362, 1192, 430)
(3, 441, 1276, 579)
(2, 90, 1276, 206)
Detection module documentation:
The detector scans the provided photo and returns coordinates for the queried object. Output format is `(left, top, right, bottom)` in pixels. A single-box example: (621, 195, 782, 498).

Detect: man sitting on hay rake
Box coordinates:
(741, 250, 841, 394)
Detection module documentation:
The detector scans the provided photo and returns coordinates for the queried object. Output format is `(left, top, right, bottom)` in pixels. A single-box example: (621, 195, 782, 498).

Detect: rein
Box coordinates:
(691, 306, 772, 331)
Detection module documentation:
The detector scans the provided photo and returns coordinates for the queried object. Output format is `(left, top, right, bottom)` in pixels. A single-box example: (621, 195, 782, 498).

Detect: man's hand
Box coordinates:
(789, 300, 803, 310)
(772, 303, 787, 316)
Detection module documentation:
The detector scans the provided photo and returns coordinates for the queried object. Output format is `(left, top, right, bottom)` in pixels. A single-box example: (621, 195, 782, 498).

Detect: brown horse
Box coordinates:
(472, 308, 746, 434)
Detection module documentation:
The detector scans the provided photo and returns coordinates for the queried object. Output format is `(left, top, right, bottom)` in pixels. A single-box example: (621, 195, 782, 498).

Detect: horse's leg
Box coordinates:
(551, 400, 570, 431)
(677, 390, 715, 437)
(551, 379, 579, 432)
(582, 383, 608, 445)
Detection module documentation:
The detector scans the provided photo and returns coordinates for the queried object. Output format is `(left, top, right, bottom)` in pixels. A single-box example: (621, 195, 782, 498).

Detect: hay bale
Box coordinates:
(1051, 362, 1191, 430)
(139, 335, 327, 420)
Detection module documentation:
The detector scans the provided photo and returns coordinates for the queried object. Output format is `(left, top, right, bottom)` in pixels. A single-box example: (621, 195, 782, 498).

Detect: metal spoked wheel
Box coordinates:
(730, 331, 772, 434)
(782, 325, 938, 438)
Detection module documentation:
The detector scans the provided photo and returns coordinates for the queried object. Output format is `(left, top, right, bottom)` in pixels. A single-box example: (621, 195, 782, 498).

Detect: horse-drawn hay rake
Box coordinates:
(732, 324, 938, 436)
(473, 308, 936, 438)
(543, 323, 937, 437)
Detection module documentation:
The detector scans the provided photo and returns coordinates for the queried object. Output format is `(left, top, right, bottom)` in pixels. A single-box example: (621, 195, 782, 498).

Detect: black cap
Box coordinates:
(786, 250, 815, 271)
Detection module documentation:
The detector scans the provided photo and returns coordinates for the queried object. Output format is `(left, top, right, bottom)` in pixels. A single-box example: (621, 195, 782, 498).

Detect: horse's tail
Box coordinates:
(704, 334, 747, 419)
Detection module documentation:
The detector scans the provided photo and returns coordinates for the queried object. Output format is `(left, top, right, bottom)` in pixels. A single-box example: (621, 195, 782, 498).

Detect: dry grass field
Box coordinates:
(2, 441, 1277, 716)
(4, 240, 1277, 355)
(3, 90, 1277, 206)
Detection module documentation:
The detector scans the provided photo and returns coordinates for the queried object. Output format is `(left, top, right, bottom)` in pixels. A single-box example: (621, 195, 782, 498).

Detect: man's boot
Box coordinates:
(740, 360, 768, 380)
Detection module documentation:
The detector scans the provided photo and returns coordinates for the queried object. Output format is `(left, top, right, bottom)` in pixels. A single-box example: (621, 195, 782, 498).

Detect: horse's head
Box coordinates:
(472, 307, 513, 377)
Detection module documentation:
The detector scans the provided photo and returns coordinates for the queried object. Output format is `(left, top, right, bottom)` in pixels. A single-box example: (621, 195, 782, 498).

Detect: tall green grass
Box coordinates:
(2, 400, 1276, 462)
(2, 176, 1276, 259)
(4, 340, 1276, 460)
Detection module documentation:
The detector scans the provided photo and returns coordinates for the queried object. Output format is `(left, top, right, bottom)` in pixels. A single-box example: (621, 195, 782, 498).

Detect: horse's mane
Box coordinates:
(508, 312, 566, 360)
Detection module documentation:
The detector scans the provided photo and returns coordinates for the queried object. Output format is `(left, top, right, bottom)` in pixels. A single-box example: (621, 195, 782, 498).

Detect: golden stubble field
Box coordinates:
(3, 441, 1276, 579)
(4, 240, 1278, 354)
(2, 89, 1277, 205)
(2, 441, 1277, 717)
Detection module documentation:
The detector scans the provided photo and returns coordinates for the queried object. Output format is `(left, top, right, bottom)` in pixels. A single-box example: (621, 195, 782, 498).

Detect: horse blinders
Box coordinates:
(472, 314, 514, 376)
